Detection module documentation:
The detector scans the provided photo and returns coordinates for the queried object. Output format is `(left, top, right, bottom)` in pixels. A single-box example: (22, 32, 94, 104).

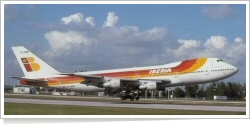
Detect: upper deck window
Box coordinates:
(217, 59, 223, 62)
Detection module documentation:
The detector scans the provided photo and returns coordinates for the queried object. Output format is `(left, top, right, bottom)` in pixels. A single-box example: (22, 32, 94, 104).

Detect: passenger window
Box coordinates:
(217, 59, 223, 62)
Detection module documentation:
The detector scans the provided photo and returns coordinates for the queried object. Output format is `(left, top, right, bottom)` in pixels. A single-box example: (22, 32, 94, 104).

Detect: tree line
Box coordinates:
(141, 81, 246, 100)
(174, 81, 246, 100)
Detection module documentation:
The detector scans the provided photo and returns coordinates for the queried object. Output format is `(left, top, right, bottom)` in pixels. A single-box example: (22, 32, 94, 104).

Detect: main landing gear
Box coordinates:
(121, 90, 141, 101)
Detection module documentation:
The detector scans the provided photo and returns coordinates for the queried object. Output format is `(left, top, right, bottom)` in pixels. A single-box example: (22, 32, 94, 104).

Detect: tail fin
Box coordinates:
(12, 46, 60, 78)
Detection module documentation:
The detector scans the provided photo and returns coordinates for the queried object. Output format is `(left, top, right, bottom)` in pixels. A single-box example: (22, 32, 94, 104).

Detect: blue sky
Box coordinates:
(3, 3, 247, 85)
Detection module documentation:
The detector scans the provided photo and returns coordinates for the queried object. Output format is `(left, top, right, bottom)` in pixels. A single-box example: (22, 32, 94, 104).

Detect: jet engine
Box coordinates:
(139, 81, 157, 91)
(103, 78, 121, 89)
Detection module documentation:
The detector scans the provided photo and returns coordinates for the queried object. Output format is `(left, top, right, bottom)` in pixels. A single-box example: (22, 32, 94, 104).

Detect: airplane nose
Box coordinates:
(233, 65, 239, 73)
(236, 67, 239, 72)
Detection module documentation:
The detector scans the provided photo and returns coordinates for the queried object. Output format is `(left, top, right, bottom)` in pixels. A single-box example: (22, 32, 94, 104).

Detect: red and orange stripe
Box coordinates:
(21, 58, 208, 86)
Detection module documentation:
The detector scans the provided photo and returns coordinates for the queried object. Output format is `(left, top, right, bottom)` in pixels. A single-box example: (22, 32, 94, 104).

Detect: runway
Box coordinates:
(5, 98, 246, 112)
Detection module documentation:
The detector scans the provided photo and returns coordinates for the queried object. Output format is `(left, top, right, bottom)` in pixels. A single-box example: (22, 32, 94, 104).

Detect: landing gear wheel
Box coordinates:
(135, 97, 139, 100)
(120, 97, 125, 100)
(130, 98, 134, 101)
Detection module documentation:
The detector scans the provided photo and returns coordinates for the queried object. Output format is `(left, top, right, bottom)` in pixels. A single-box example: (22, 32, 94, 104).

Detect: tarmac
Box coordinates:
(5, 98, 246, 112)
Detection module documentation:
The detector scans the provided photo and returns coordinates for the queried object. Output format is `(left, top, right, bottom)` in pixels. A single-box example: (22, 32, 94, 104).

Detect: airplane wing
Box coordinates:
(61, 73, 139, 86)
(60, 73, 171, 86)
(60, 73, 104, 86)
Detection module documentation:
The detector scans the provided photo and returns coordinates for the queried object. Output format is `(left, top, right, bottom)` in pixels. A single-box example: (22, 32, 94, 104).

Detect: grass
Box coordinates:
(4, 102, 245, 115)
(4, 94, 246, 107)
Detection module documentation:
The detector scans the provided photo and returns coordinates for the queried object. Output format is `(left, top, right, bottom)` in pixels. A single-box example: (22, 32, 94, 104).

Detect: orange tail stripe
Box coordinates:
(171, 59, 197, 72)
(182, 58, 207, 72)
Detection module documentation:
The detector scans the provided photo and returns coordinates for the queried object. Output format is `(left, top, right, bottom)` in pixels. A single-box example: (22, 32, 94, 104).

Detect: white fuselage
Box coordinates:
(47, 58, 238, 92)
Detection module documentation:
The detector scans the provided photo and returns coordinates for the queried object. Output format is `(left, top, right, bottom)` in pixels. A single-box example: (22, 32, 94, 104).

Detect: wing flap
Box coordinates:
(61, 73, 103, 79)
(138, 79, 171, 85)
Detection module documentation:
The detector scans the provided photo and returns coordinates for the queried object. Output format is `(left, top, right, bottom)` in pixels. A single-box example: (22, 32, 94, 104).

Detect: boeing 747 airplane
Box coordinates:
(9, 46, 239, 101)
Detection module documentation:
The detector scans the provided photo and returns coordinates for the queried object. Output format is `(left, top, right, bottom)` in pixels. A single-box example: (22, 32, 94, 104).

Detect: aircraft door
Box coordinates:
(205, 70, 209, 75)
(210, 59, 213, 66)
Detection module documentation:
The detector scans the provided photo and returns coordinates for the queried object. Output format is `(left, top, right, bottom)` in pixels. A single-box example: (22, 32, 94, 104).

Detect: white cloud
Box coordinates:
(42, 12, 245, 82)
(61, 13, 83, 25)
(203, 5, 235, 19)
(86, 16, 95, 26)
(103, 12, 119, 27)
(44, 25, 168, 62)
(171, 39, 201, 57)
(178, 39, 201, 49)
(93, 25, 168, 47)
(44, 30, 91, 50)
(166, 36, 245, 65)
(234, 37, 243, 43)
(225, 41, 245, 61)
(204, 35, 228, 50)
(43, 23, 168, 70)
(223, 37, 245, 64)
(139, 27, 168, 41)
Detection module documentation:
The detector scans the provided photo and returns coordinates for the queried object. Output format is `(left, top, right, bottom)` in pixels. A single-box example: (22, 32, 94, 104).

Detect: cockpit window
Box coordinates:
(217, 59, 223, 62)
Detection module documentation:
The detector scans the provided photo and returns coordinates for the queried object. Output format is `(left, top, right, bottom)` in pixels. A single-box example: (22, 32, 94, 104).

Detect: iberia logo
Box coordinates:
(21, 57, 40, 72)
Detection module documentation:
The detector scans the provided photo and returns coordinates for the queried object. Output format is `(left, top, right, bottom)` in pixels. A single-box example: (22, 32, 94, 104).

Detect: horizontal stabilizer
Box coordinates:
(8, 76, 48, 82)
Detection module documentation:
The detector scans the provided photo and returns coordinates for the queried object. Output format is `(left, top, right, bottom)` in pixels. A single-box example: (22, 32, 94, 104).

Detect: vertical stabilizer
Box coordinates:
(12, 46, 60, 78)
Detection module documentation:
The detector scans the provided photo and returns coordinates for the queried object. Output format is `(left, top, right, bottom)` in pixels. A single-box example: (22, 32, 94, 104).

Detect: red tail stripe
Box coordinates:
(24, 64, 33, 72)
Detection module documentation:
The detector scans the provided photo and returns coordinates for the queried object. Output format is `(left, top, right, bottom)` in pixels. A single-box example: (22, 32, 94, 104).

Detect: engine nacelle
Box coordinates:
(139, 81, 157, 91)
(103, 78, 121, 89)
